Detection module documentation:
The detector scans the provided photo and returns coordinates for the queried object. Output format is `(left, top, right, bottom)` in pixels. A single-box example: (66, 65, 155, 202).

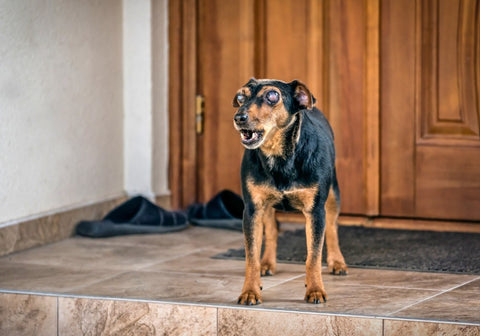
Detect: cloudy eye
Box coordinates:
(265, 90, 279, 105)
(236, 94, 246, 105)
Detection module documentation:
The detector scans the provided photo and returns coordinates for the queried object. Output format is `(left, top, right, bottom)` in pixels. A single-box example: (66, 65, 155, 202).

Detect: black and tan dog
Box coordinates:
(232, 78, 348, 305)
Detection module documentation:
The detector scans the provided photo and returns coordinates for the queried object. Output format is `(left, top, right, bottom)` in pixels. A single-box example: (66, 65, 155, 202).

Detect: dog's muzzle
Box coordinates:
(233, 112, 265, 149)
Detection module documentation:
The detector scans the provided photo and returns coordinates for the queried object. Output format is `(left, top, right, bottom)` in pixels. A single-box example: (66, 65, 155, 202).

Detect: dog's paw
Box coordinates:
(261, 261, 276, 276)
(237, 290, 262, 305)
(328, 260, 348, 276)
(304, 287, 327, 304)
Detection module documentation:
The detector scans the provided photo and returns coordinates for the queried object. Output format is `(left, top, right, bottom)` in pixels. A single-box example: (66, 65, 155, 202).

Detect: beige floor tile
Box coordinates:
(453, 278, 480, 293)
(1, 226, 478, 327)
(257, 275, 442, 316)
(2, 237, 195, 271)
(391, 290, 480, 323)
(0, 293, 57, 336)
(59, 297, 217, 336)
(327, 267, 477, 291)
(384, 319, 480, 336)
(65, 270, 250, 305)
(96, 226, 244, 250)
(0, 263, 120, 293)
(143, 248, 306, 282)
(218, 308, 382, 336)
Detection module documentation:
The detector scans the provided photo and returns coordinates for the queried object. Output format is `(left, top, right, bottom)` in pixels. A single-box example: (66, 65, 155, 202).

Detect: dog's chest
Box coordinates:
(247, 179, 318, 213)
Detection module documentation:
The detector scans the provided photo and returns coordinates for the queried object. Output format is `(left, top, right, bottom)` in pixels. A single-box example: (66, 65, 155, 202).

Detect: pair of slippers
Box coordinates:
(76, 190, 244, 238)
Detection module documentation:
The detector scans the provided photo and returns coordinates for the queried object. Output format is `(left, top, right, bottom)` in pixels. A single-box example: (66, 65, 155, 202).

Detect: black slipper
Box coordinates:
(76, 196, 188, 238)
(187, 190, 244, 231)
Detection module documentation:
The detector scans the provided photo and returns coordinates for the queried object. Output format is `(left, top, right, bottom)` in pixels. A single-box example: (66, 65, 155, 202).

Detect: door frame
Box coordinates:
(168, 0, 198, 209)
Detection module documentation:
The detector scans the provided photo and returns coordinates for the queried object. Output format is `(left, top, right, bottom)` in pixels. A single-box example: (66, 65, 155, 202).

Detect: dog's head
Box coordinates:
(232, 78, 315, 150)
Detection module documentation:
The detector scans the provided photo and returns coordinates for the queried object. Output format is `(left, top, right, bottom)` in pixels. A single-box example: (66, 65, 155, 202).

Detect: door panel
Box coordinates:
(415, 0, 480, 220)
(416, 146, 480, 220)
(380, 0, 416, 216)
(381, 0, 480, 221)
(197, 0, 255, 202)
(259, 0, 309, 80)
(327, 0, 369, 215)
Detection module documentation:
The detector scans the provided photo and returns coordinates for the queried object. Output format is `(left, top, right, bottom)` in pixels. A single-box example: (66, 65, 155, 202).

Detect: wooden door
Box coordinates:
(194, 0, 378, 215)
(196, 0, 255, 202)
(381, 0, 480, 221)
(170, 0, 480, 225)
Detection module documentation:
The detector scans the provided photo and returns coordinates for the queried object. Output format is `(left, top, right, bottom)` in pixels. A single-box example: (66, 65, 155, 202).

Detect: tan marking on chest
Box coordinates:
(247, 179, 283, 208)
(283, 186, 318, 212)
(247, 179, 318, 212)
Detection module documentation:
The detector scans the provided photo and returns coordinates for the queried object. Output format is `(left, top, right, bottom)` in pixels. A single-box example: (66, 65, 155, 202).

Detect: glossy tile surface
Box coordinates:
(0, 197, 126, 257)
(259, 275, 442, 316)
(0, 293, 57, 336)
(384, 320, 480, 336)
(59, 297, 217, 336)
(0, 225, 479, 330)
(218, 308, 382, 336)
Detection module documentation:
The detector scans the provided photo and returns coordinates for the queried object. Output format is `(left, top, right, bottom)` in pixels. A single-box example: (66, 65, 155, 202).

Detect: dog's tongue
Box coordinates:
(241, 130, 258, 142)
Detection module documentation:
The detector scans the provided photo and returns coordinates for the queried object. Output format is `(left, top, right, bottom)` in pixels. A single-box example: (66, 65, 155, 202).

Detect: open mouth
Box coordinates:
(239, 129, 264, 147)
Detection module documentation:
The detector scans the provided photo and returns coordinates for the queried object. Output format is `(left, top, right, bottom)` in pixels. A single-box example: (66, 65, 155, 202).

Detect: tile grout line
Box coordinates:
(133, 248, 208, 271)
(216, 307, 219, 336)
(57, 296, 59, 336)
(64, 270, 132, 292)
(262, 273, 305, 290)
(387, 275, 480, 316)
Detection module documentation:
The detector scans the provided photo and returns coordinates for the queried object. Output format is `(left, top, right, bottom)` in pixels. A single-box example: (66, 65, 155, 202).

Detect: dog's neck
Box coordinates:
(259, 113, 302, 161)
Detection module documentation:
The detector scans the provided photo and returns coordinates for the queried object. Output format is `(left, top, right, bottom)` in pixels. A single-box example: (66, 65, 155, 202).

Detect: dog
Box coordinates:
(232, 78, 348, 305)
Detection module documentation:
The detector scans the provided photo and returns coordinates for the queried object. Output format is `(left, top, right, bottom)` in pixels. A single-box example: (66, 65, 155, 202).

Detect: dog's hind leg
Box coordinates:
(261, 206, 277, 276)
(325, 186, 348, 275)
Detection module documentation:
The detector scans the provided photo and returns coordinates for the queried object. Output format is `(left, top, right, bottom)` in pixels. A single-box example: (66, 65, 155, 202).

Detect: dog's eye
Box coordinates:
(265, 90, 279, 105)
(236, 94, 246, 105)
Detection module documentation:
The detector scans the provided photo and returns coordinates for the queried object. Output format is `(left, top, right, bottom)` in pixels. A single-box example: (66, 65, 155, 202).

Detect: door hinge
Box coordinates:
(195, 95, 205, 135)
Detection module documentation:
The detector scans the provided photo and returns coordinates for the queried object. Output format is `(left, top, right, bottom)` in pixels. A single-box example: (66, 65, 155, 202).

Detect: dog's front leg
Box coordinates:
(304, 207, 327, 303)
(261, 206, 277, 276)
(238, 203, 264, 305)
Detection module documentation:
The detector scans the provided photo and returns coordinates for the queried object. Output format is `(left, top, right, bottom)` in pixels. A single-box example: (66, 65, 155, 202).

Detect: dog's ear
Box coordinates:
(290, 80, 316, 110)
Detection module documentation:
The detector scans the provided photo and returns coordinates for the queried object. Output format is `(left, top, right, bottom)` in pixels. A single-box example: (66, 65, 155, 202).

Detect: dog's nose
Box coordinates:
(234, 112, 249, 124)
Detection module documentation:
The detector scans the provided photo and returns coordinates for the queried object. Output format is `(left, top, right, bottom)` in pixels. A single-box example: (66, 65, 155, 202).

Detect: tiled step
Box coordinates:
(1, 292, 479, 336)
(1, 226, 479, 335)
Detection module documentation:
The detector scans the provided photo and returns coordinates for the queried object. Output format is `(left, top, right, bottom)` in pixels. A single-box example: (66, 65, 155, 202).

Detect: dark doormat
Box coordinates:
(213, 226, 480, 274)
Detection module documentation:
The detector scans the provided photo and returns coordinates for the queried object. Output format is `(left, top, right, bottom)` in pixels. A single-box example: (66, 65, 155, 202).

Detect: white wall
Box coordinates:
(0, 1, 121, 224)
(0, 0, 170, 225)
(123, 0, 153, 198)
(152, 0, 170, 197)
(123, 0, 170, 199)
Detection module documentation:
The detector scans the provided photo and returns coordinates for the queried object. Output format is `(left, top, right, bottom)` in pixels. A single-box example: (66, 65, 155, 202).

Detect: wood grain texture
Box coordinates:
(169, 0, 480, 223)
(418, 0, 480, 141)
(326, 0, 367, 214)
(197, 0, 255, 202)
(365, 0, 380, 215)
(380, 0, 417, 217)
(381, 0, 480, 221)
(168, 0, 198, 209)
